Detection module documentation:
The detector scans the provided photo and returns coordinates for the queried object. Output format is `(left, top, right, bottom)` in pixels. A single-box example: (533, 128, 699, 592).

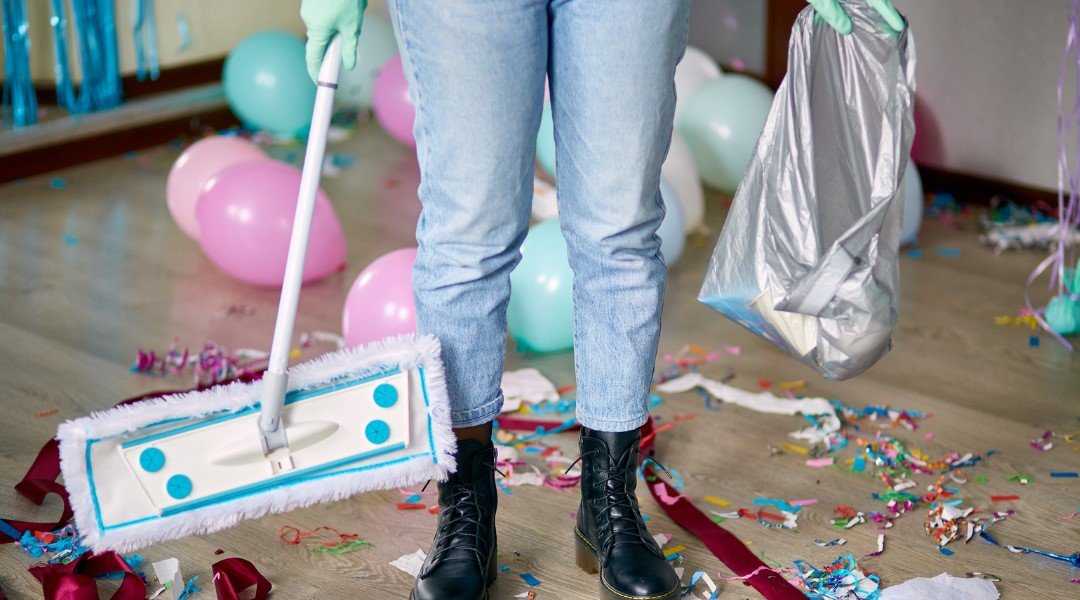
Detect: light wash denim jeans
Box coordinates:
(390, 0, 691, 432)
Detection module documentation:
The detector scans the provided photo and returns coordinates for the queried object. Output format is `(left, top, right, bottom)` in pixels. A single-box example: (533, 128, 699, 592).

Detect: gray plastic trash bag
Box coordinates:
(698, 1, 916, 380)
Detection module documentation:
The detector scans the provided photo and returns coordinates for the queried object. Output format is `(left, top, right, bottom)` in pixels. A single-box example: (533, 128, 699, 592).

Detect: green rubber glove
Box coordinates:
(807, 0, 904, 35)
(300, 0, 369, 82)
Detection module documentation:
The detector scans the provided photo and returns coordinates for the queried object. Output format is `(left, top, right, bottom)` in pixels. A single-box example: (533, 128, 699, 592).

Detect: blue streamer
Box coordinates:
(49, 0, 80, 111)
(49, 0, 122, 115)
(133, 0, 159, 80)
(2, 0, 37, 127)
(98, 0, 121, 105)
(175, 12, 190, 52)
(0, 518, 24, 540)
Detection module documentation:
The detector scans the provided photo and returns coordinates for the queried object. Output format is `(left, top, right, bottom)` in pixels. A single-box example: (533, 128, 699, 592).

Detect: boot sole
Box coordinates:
(574, 529, 680, 600)
(408, 547, 498, 600)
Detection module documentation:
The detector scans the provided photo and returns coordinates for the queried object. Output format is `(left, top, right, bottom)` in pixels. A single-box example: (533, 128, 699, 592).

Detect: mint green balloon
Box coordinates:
(1046, 295, 1080, 336)
(676, 74, 773, 193)
(337, 14, 399, 110)
(508, 219, 574, 353)
(536, 102, 556, 177)
(224, 31, 315, 138)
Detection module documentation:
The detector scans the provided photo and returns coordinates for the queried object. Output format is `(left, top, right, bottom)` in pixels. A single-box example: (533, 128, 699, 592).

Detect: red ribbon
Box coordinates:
(213, 558, 272, 600)
(1, 439, 73, 543)
(7, 377, 272, 600)
(28, 551, 146, 600)
(495, 416, 803, 600)
(3, 378, 261, 544)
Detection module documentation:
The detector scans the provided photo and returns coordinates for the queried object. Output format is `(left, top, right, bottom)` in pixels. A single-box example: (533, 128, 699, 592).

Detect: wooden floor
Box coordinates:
(1, 121, 1077, 599)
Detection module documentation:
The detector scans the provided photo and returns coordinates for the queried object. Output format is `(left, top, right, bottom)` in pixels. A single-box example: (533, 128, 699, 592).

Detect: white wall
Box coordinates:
(892, 0, 1071, 191)
(688, 0, 766, 75)
(7, 0, 390, 81)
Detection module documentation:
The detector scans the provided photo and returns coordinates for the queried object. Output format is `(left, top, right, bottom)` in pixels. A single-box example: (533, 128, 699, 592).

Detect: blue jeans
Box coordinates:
(390, 0, 691, 432)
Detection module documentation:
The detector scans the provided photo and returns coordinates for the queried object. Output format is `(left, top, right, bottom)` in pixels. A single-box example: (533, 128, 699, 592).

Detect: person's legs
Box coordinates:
(389, 1, 548, 598)
(549, 1, 690, 598)
(549, 0, 690, 432)
(392, 0, 548, 429)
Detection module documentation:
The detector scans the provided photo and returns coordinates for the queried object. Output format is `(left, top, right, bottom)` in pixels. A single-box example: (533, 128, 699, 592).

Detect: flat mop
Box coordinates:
(57, 37, 456, 553)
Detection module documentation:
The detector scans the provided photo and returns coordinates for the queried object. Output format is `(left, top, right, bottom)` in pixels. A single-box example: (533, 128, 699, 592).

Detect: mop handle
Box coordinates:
(258, 36, 343, 453)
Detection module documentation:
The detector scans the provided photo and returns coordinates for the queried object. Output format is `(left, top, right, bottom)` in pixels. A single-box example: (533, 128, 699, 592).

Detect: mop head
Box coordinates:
(57, 333, 455, 553)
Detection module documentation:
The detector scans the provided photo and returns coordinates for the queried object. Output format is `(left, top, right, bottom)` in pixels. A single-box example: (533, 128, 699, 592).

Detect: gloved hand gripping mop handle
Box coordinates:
(258, 36, 343, 455)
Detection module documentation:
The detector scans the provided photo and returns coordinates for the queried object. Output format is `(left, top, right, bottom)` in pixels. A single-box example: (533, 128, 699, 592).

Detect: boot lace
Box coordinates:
(570, 449, 661, 557)
(426, 464, 501, 566)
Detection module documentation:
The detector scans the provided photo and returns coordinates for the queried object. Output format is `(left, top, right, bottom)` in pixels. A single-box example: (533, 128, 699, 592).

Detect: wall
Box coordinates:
(8, 1, 388, 81)
(688, 0, 767, 76)
(892, 0, 1070, 192)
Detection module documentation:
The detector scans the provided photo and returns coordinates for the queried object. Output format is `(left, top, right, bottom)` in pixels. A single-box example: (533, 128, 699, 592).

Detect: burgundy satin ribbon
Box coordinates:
(212, 558, 272, 600)
(639, 419, 803, 599)
(28, 551, 146, 600)
(3, 377, 261, 544)
(496, 415, 803, 599)
(7, 376, 272, 600)
(1, 439, 73, 544)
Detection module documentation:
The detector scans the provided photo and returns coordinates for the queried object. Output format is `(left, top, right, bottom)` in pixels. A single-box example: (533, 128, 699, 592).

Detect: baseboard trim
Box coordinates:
(1, 106, 237, 184)
(32, 58, 226, 105)
(917, 164, 1057, 209)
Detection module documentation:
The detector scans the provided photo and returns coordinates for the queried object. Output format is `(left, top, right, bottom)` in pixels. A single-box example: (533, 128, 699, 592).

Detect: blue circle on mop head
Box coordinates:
(166, 475, 193, 500)
(373, 383, 398, 408)
(365, 419, 391, 445)
(139, 448, 166, 473)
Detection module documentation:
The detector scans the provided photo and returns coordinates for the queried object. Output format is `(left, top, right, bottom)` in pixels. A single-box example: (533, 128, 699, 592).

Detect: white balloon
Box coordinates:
(336, 15, 399, 110)
(657, 178, 686, 265)
(531, 176, 559, 221)
(900, 160, 923, 246)
(674, 46, 722, 122)
(662, 133, 705, 232)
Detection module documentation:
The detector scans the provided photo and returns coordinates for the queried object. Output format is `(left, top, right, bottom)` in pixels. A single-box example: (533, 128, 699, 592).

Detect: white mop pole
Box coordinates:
(258, 36, 343, 456)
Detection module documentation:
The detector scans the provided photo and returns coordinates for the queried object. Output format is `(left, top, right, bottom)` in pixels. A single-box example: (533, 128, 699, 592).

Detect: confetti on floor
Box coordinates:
(520, 572, 541, 586)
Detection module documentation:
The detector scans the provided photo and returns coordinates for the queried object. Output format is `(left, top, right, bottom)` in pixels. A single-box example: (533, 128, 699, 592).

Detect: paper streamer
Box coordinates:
(48, 0, 123, 115)
(2, 0, 37, 127)
(133, 0, 159, 80)
(656, 373, 841, 443)
(1026, 0, 1080, 350)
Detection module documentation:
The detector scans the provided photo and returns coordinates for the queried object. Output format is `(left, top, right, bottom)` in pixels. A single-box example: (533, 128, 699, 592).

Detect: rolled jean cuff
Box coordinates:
(450, 393, 504, 428)
(576, 410, 650, 433)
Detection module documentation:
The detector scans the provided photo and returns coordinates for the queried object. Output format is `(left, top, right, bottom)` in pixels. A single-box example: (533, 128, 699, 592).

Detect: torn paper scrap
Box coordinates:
(150, 558, 184, 600)
(880, 573, 999, 600)
(391, 549, 428, 578)
(502, 368, 560, 413)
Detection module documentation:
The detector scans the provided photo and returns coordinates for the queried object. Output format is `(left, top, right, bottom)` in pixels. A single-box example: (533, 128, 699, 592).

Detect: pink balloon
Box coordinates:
(195, 160, 346, 287)
(372, 55, 416, 148)
(167, 136, 265, 239)
(342, 248, 417, 347)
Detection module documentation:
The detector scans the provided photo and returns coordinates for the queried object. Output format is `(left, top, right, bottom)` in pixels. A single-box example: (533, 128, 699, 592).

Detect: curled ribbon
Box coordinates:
(28, 551, 146, 600)
(213, 557, 272, 600)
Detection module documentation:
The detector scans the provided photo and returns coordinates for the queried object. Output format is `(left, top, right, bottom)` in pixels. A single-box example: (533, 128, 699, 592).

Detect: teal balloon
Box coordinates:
(337, 15, 399, 110)
(508, 219, 574, 353)
(223, 31, 315, 138)
(657, 178, 686, 265)
(536, 102, 556, 177)
(676, 74, 773, 193)
(1046, 295, 1080, 336)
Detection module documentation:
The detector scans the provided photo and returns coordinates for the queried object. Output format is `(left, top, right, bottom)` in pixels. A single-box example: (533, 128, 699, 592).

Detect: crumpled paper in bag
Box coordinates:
(699, 0, 916, 380)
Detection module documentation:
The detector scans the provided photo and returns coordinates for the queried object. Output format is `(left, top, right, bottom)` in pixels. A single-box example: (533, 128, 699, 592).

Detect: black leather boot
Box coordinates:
(411, 439, 498, 600)
(575, 427, 680, 600)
